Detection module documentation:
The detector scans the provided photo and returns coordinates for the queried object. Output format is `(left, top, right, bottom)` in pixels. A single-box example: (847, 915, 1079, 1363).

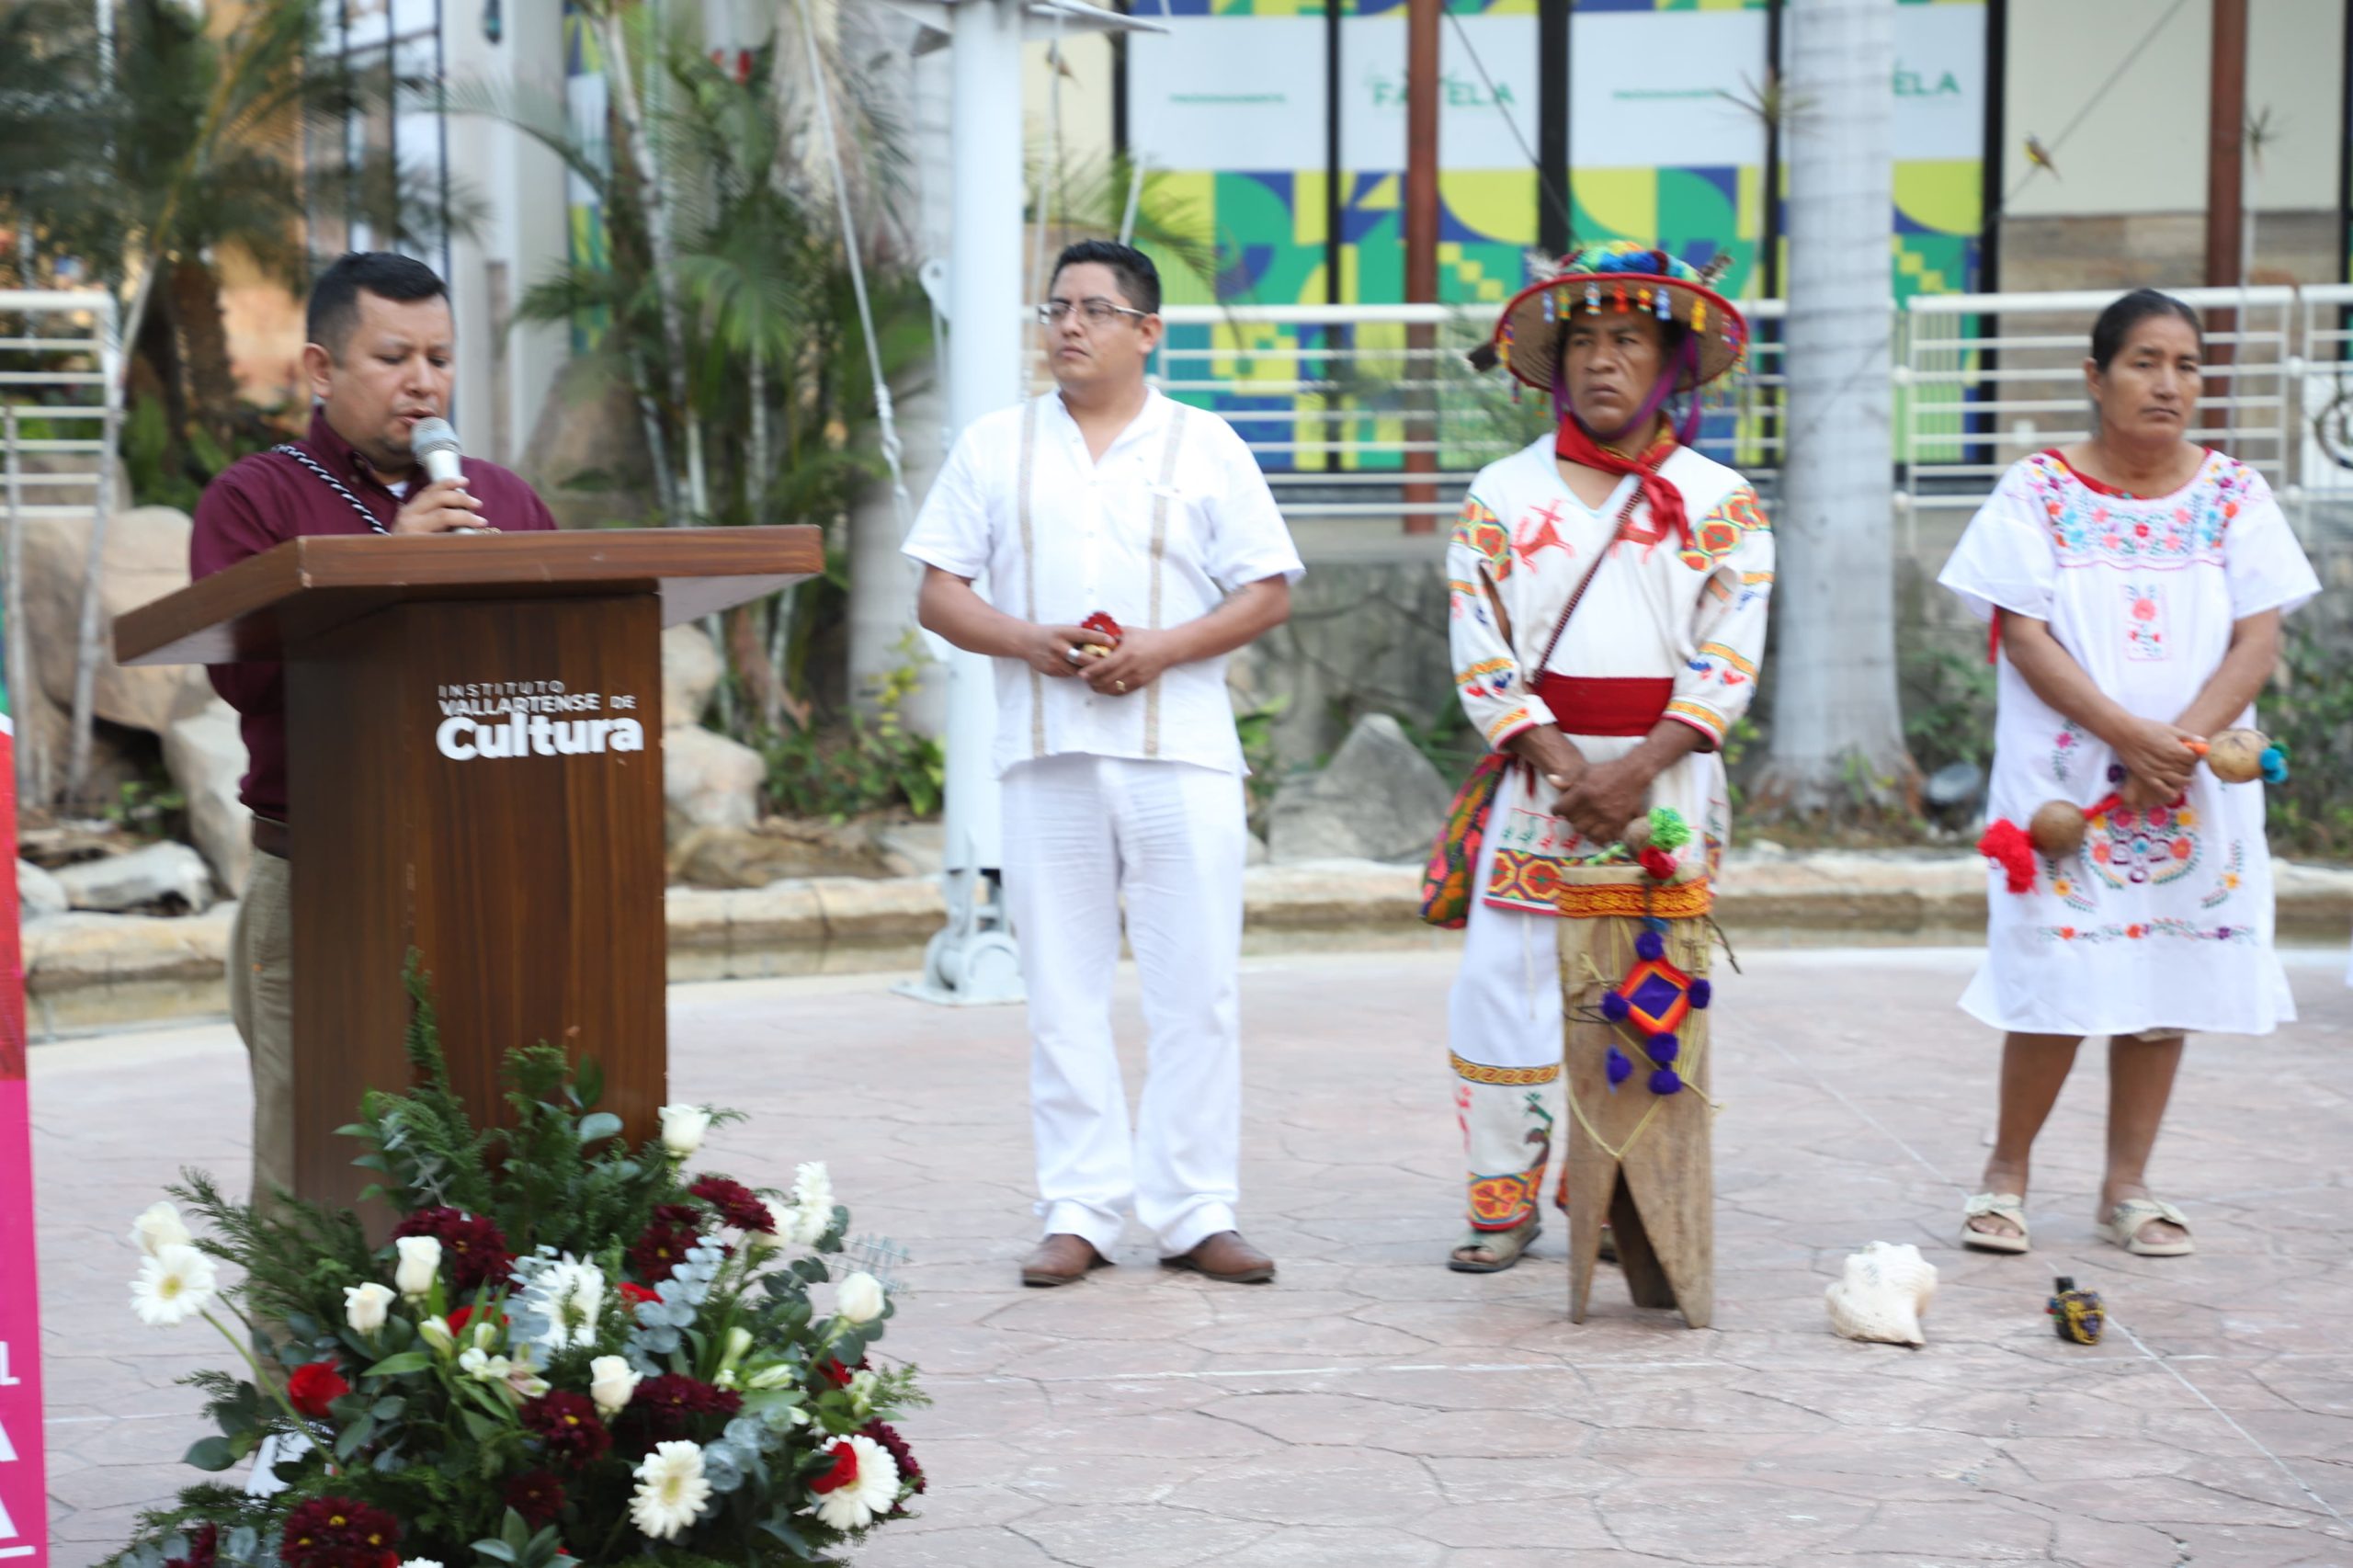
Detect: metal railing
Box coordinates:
(1140, 287, 2353, 540)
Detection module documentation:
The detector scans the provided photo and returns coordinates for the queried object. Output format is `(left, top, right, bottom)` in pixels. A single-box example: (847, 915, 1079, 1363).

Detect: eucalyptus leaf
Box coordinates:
(183, 1435, 236, 1471)
(576, 1111, 623, 1143)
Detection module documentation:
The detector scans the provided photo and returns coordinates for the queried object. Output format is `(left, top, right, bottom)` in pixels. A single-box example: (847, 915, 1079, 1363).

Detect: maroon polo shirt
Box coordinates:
(189, 405, 559, 823)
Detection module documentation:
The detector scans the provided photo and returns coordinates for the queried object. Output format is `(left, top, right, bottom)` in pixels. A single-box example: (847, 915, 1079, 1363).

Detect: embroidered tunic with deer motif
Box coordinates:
(1448, 437, 1774, 915)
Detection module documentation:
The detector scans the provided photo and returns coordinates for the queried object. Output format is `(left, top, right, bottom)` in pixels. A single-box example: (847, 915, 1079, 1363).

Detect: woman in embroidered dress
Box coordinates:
(1939, 290, 2319, 1258)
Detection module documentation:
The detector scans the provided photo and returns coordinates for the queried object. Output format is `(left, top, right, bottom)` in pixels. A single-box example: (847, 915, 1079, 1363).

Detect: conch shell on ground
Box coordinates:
(1824, 1242, 1938, 1346)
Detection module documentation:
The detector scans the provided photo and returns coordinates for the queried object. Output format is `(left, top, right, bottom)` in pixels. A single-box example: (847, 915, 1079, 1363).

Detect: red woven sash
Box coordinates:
(1533, 675, 1673, 738)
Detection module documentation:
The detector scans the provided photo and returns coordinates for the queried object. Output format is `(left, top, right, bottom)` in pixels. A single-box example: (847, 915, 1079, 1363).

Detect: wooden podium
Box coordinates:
(115, 528, 820, 1212)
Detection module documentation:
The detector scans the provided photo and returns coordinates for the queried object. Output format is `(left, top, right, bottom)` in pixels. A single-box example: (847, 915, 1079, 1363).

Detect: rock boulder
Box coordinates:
(664, 726, 766, 835)
(21, 507, 213, 733)
(1267, 712, 1454, 864)
(53, 840, 216, 915)
(163, 699, 253, 895)
(662, 623, 722, 730)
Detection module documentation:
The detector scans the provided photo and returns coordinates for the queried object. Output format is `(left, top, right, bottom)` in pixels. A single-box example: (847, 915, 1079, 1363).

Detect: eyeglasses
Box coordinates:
(1037, 298, 1151, 327)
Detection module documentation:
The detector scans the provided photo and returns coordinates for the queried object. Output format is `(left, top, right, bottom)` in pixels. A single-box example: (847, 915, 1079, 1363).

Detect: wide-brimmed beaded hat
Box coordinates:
(1471, 242, 1748, 394)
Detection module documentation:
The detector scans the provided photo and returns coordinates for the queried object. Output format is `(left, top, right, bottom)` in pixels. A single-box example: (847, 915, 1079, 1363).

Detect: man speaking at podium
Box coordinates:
(189, 251, 558, 1206)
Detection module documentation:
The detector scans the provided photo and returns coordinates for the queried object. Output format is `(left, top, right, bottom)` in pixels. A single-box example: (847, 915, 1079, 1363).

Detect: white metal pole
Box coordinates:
(912, 0, 1029, 1004)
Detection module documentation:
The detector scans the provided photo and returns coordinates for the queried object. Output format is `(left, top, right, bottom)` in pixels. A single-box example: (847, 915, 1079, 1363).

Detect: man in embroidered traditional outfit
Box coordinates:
(190, 254, 558, 1207)
(1436, 244, 1771, 1272)
(904, 241, 1303, 1288)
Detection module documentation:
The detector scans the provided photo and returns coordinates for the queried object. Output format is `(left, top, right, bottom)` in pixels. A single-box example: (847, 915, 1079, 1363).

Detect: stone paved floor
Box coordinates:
(28, 947, 2353, 1567)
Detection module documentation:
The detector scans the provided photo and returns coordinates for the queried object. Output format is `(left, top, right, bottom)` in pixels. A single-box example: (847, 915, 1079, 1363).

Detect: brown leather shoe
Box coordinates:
(1159, 1230, 1275, 1284)
(1020, 1233, 1109, 1288)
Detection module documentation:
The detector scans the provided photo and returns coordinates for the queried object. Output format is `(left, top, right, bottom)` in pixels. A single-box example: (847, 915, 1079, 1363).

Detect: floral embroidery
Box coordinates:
(1676, 486, 1770, 572)
(2087, 800, 2200, 890)
(2024, 450, 2245, 570)
(1451, 498, 1512, 582)
(2050, 723, 2084, 786)
(2047, 858, 2098, 915)
(2038, 918, 2252, 945)
(1687, 641, 1756, 687)
(2123, 582, 2167, 660)
(2200, 839, 2246, 909)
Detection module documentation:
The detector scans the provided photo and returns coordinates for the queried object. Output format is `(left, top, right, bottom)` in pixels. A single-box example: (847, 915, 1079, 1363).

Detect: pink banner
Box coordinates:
(0, 715, 49, 1568)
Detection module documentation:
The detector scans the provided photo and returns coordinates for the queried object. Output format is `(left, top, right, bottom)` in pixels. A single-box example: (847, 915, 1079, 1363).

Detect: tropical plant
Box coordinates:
(450, 11, 927, 741)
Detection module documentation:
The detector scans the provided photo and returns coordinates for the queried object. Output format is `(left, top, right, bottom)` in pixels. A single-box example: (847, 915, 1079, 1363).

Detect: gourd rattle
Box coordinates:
(1979, 728, 2288, 891)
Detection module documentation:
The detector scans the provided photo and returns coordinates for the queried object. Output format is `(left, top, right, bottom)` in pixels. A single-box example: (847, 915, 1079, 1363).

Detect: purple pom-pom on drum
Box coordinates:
(1606, 1046, 1632, 1086)
(1601, 991, 1631, 1022)
(1634, 930, 1665, 962)
(1688, 979, 1712, 1009)
(1648, 1067, 1683, 1096)
(1648, 1033, 1679, 1063)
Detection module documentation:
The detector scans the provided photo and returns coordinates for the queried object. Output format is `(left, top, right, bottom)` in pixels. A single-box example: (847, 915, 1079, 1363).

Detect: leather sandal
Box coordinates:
(1448, 1217, 1539, 1273)
(2099, 1198, 2193, 1257)
(1961, 1191, 2030, 1255)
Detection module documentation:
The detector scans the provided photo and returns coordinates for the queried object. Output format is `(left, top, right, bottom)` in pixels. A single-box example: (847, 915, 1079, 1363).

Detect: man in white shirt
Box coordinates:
(904, 240, 1303, 1287)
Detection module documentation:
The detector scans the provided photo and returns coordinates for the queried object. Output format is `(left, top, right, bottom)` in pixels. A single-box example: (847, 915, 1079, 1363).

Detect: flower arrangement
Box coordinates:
(107, 981, 925, 1568)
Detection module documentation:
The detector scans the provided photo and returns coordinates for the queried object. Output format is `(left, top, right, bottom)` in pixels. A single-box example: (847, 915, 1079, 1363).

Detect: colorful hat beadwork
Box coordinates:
(1470, 241, 1748, 396)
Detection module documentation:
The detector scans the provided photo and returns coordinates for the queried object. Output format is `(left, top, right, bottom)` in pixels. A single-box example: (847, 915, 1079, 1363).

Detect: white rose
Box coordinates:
(393, 1235, 441, 1299)
(835, 1271, 886, 1325)
(401, 1559, 446, 1568)
(658, 1104, 711, 1156)
(589, 1354, 642, 1416)
(418, 1316, 455, 1352)
(345, 1281, 396, 1335)
(128, 1201, 194, 1257)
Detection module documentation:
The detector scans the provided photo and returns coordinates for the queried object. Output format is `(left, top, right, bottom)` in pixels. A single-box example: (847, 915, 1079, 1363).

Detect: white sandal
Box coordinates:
(2099, 1198, 2194, 1257)
(1961, 1191, 2030, 1254)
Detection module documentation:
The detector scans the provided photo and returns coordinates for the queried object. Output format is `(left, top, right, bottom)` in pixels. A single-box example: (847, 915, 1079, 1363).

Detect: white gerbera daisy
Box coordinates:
(130, 1243, 218, 1327)
(630, 1440, 712, 1540)
(806, 1434, 899, 1532)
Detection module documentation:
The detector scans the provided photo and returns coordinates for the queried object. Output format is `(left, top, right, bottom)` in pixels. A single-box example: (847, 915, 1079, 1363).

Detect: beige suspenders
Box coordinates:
(1016, 395, 1191, 761)
(1142, 405, 1188, 757)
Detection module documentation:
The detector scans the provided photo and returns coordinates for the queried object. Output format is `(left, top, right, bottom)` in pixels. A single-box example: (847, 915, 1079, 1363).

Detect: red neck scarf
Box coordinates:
(1553, 419, 1688, 551)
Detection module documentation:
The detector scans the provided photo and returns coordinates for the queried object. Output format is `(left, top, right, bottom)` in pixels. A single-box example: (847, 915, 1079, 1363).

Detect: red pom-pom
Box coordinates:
(1081, 610, 1123, 644)
(1638, 846, 1677, 881)
(1976, 819, 2037, 894)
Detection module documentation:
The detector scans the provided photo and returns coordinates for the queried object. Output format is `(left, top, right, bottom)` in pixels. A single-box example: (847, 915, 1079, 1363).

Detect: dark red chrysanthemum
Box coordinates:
(279, 1496, 402, 1568)
(808, 1439, 859, 1495)
(817, 1355, 869, 1389)
(627, 1203, 708, 1282)
(390, 1208, 514, 1294)
(504, 1470, 568, 1528)
(285, 1360, 350, 1420)
(615, 1373, 741, 1454)
(861, 1421, 926, 1500)
(165, 1521, 220, 1568)
(521, 1392, 612, 1467)
(688, 1175, 777, 1234)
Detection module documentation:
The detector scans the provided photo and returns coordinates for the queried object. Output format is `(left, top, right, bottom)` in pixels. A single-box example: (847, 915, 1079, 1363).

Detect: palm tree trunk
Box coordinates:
(1753, 0, 1916, 822)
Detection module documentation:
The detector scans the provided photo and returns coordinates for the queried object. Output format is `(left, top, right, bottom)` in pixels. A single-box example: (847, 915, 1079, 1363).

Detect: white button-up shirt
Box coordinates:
(904, 388, 1303, 778)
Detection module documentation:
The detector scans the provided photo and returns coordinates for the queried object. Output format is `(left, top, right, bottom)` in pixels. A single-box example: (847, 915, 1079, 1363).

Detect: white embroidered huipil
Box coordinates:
(1939, 449, 2319, 1038)
(903, 387, 1303, 1257)
(1440, 436, 1773, 1233)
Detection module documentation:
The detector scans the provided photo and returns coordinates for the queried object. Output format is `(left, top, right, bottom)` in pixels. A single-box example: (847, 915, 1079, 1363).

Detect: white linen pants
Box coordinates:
(1000, 753, 1247, 1256)
(1446, 824, 1565, 1231)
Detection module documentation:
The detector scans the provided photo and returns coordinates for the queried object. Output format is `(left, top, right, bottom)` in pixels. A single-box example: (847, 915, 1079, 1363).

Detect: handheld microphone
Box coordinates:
(409, 416, 484, 531)
(411, 416, 463, 484)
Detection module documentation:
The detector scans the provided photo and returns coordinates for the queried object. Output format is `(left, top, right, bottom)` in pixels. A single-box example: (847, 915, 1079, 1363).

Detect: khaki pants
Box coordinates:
(227, 849, 294, 1208)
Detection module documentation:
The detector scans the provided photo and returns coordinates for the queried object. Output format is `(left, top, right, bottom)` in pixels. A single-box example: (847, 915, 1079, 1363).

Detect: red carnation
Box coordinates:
(688, 1175, 777, 1234)
(390, 1208, 513, 1294)
(808, 1438, 859, 1495)
(861, 1421, 926, 1500)
(285, 1360, 351, 1420)
(817, 1355, 869, 1389)
(504, 1470, 567, 1528)
(521, 1392, 611, 1468)
(616, 1373, 741, 1454)
(165, 1522, 220, 1568)
(628, 1203, 709, 1283)
(443, 1303, 511, 1339)
(1976, 818, 2037, 895)
(279, 1496, 402, 1568)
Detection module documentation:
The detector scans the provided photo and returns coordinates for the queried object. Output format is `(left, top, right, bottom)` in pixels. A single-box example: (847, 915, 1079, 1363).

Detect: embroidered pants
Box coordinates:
(1000, 753, 1248, 1257)
(1447, 828, 1566, 1232)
